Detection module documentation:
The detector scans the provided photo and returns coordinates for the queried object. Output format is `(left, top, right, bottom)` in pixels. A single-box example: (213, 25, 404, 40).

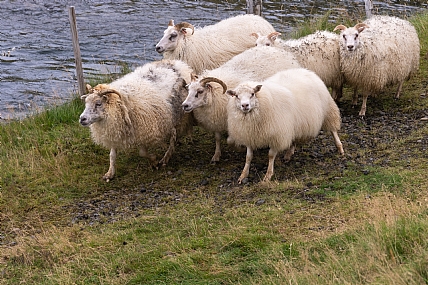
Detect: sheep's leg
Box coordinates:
(352, 88, 358, 106)
(283, 144, 296, 162)
(139, 147, 157, 168)
(331, 131, 344, 155)
(159, 128, 177, 166)
(103, 148, 117, 182)
(395, 81, 404, 99)
(359, 92, 369, 117)
(332, 84, 343, 102)
(211, 132, 222, 162)
(238, 147, 253, 184)
(263, 148, 278, 182)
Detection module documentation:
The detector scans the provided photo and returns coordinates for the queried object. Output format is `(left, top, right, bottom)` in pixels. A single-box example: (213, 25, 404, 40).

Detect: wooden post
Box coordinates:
(68, 6, 86, 97)
(246, 0, 263, 16)
(364, 0, 373, 18)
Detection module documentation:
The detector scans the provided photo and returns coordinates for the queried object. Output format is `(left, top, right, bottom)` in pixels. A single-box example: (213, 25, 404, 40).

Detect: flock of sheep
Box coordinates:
(79, 13, 420, 183)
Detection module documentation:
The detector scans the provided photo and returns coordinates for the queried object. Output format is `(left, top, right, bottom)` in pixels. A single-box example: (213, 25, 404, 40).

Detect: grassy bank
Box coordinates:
(1, 12, 428, 284)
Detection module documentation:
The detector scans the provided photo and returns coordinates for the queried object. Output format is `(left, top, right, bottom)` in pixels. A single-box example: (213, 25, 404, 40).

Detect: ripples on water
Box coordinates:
(0, 0, 426, 119)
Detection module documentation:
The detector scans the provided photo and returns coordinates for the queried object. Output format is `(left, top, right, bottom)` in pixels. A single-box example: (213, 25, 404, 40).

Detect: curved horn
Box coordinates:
(97, 89, 122, 97)
(354, 23, 369, 32)
(268, 31, 281, 41)
(200, 77, 228, 94)
(175, 22, 195, 35)
(333, 24, 347, 32)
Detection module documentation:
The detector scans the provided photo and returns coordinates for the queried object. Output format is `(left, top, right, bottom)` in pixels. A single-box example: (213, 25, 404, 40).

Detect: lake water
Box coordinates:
(0, 0, 426, 120)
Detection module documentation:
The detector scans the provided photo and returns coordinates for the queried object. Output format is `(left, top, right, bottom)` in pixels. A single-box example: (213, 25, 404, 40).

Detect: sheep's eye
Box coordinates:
(266, 43, 271, 46)
(355, 34, 358, 38)
(169, 33, 177, 41)
(95, 101, 102, 107)
(343, 35, 346, 39)
(251, 93, 255, 97)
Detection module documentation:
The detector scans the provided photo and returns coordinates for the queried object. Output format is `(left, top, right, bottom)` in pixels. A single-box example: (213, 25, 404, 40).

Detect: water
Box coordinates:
(0, 0, 426, 120)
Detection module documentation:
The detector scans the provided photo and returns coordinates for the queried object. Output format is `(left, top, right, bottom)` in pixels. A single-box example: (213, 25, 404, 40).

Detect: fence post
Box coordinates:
(68, 6, 86, 96)
(364, 0, 373, 18)
(246, 0, 263, 16)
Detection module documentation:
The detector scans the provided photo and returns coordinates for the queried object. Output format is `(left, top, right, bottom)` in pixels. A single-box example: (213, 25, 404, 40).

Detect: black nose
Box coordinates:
(155, 46, 163, 53)
(79, 116, 87, 125)
(347, 45, 354, 50)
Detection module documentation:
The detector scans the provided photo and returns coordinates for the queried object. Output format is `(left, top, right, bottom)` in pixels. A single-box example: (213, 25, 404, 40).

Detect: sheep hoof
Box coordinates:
(103, 175, 113, 182)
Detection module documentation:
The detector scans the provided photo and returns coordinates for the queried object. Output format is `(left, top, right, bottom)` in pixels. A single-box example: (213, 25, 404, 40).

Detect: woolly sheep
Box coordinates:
(252, 31, 345, 100)
(334, 15, 420, 116)
(226, 68, 344, 183)
(182, 46, 301, 162)
(79, 60, 194, 181)
(155, 14, 276, 74)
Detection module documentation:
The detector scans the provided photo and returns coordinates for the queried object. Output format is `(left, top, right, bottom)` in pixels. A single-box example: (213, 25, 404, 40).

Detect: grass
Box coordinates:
(1, 11, 428, 285)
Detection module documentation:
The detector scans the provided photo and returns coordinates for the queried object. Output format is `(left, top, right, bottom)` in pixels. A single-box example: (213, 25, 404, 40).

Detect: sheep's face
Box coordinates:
(252, 31, 280, 47)
(227, 84, 262, 113)
(155, 20, 194, 54)
(79, 93, 107, 127)
(80, 85, 121, 127)
(335, 23, 368, 52)
(182, 81, 209, 112)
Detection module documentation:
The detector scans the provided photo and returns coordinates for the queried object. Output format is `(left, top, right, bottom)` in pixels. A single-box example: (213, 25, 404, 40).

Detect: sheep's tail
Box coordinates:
(322, 99, 341, 132)
(323, 99, 344, 155)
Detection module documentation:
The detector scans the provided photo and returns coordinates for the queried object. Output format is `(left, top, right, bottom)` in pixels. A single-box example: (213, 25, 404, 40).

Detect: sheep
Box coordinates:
(252, 31, 345, 101)
(226, 68, 344, 183)
(334, 15, 420, 116)
(155, 14, 276, 74)
(79, 60, 194, 181)
(181, 45, 302, 162)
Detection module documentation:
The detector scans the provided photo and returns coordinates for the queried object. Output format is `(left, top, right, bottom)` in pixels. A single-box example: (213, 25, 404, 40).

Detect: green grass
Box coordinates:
(1, 11, 428, 285)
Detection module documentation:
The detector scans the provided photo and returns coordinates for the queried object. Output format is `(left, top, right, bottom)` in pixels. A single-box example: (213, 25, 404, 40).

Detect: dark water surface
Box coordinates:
(0, 0, 426, 119)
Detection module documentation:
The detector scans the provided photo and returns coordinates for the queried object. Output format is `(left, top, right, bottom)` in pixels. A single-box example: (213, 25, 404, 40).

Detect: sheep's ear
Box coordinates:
(80, 94, 88, 100)
(333, 25, 347, 32)
(268, 32, 281, 41)
(226, 90, 236, 97)
(355, 23, 368, 33)
(191, 73, 198, 82)
(250, 32, 260, 38)
(205, 83, 213, 91)
(168, 19, 174, 26)
(86, 84, 93, 94)
(180, 27, 193, 35)
(254, 85, 262, 93)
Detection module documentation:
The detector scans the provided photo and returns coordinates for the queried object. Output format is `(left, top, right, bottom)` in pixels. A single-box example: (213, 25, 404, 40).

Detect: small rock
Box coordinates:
(255, 199, 265, 206)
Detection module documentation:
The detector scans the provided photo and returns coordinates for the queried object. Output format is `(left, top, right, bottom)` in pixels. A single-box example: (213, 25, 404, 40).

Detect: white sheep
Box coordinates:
(79, 60, 194, 181)
(181, 45, 301, 162)
(334, 15, 420, 116)
(252, 30, 345, 101)
(155, 14, 276, 74)
(226, 68, 344, 183)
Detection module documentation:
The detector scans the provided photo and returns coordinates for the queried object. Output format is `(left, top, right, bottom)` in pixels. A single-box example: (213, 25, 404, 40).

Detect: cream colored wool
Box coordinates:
(226, 68, 344, 182)
(335, 15, 420, 116)
(254, 30, 344, 100)
(182, 45, 301, 162)
(80, 60, 194, 181)
(156, 14, 275, 74)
